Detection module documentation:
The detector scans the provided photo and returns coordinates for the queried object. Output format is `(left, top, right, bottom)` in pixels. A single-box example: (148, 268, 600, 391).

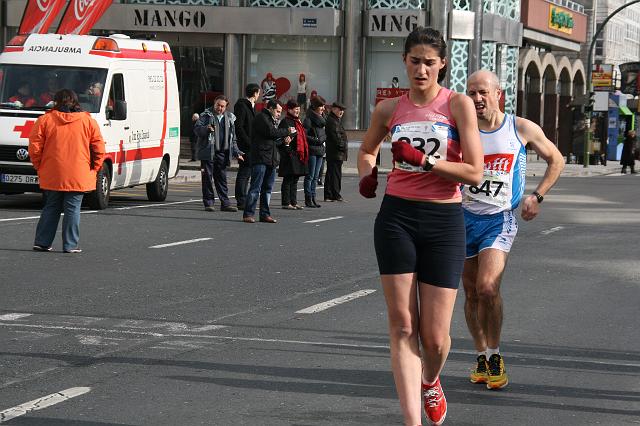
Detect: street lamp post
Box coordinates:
(583, 0, 640, 167)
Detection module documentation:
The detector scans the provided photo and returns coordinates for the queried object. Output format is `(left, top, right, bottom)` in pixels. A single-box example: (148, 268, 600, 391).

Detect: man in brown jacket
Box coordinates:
(29, 89, 105, 253)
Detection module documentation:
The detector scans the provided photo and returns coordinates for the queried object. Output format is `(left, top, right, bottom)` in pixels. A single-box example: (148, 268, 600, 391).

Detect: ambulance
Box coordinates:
(0, 33, 180, 209)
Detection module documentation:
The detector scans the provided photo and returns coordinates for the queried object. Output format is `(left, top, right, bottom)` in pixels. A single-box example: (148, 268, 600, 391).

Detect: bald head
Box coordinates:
(469, 70, 500, 89)
(467, 69, 502, 123)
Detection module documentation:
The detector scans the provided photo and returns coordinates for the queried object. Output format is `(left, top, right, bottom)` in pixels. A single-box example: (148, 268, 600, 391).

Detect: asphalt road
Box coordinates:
(0, 173, 638, 425)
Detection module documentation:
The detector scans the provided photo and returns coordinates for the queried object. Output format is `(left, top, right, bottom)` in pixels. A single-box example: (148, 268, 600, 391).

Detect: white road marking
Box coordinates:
(1, 322, 638, 370)
(0, 212, 97, 223)
(114, 198, 200, 210)
(303, 216, 344, 224)
(149, 238, 212, 248)
(0, 387, 91, 423)
(541, 226, 564, 235)
(296, 289, 377, 314)
(0, 322, 226, 338)
(77, 335, 127, 346)
(0, 313, 32, 321)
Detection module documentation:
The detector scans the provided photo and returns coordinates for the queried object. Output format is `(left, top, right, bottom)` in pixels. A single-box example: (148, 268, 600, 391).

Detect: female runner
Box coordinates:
(357, 27, 483, 425)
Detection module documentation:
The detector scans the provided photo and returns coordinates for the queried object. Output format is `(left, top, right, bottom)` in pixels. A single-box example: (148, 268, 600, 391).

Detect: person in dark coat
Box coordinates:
(620, 129, 636, 174)
(233, 83, 260, 209)
(278, 100, 309, 210)
(303, 95, 327, 208)
(324, 101, 348, 202)
(242, 100, 294, 223)
(194, 95, 243, 212)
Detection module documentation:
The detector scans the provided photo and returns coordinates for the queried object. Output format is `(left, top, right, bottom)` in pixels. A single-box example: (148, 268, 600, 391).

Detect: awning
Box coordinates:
(619, 106, 633, 116)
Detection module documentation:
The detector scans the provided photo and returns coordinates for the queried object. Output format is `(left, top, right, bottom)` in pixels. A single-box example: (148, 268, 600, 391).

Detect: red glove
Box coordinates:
(391, 141, 425, 167)
(359, 166, 378, 198)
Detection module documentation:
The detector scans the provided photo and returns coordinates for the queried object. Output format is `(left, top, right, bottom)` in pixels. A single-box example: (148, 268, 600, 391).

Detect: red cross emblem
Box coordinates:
(117, 140, 124, 175)
(13, 120, 36, 139)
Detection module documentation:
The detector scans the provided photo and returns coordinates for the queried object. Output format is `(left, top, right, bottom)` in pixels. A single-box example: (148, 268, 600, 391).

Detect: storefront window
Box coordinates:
(173, 46, 224, 135)
(248, 35, 340, 108)
(365, 37, 408, 125)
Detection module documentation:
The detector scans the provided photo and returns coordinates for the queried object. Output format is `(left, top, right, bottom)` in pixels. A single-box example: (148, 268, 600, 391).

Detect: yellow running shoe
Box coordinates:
(470, 354, 489, 384)
(487, 353, 509, 389)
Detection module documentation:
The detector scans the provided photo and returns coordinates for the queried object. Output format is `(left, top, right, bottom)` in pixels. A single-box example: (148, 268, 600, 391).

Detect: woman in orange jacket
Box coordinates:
(28, 89, 105, 253)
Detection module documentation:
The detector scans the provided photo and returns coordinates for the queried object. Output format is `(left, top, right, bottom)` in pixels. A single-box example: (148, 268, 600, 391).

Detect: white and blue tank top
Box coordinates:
(462, 114, 527, 215)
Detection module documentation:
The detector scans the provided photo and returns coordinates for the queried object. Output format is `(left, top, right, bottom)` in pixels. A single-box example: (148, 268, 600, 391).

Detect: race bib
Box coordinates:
(391, 121, 449, 173)
(463, 153, 514, 208)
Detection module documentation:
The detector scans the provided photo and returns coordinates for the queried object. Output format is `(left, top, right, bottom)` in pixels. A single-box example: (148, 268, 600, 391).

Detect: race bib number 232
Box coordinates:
(391, 121, 449, 173)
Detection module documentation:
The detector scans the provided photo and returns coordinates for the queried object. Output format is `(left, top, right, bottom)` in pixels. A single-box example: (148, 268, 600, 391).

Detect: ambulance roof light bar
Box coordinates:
(92, 37, 120, 52)
(7, 34, 29, 46)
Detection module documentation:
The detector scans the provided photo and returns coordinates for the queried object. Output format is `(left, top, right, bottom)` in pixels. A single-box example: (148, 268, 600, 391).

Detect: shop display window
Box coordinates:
(365, 37, 408, 126)
(248, 35, 339, 110)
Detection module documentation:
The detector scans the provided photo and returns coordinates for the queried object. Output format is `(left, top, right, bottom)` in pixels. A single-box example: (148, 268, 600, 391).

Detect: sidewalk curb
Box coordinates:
(174, 159, 623, 183)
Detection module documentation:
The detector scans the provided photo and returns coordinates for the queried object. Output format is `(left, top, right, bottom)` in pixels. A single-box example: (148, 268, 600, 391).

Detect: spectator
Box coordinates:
(242, 99, 294, 224)
(303, 95, 327, 208)
(194, 95, 243, 212)
(8, 81, 36, 108)
(621, 129, 636, 174)
(28, 89, 105, 253)
(278, 100, 309, 210)
(324, 101, 348, 202)
(190, 113, 199, 161)
(234, 83, 261, 209)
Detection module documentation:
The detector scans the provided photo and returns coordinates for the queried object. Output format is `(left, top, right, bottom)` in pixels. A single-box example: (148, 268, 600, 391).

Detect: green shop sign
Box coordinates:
(549, 6, 574, 34)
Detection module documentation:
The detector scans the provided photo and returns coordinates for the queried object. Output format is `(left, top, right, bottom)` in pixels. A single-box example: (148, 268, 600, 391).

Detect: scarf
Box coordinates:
(289, 113, 308, 164)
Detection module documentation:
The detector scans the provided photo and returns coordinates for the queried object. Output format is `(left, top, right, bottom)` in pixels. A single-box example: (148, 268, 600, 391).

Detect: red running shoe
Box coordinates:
(423, 377, 447, 425)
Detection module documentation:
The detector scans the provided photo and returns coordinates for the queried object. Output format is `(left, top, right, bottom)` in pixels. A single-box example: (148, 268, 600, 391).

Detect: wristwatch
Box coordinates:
(532, 191, 544, 203)
(422, 155, 437, 172)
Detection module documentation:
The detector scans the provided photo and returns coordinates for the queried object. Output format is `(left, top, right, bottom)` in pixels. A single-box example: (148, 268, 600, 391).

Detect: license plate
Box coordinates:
(0, 173, 39, 184)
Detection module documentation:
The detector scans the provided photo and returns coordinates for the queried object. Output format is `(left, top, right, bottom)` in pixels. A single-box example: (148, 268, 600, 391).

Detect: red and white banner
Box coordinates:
(18, 0, 66, 34)
(56, 0, 113, 35)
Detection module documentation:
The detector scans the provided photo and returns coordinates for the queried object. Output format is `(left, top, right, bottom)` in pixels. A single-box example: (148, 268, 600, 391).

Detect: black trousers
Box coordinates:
(201, 151, 230, 207)
(324, 159, 343, 200)
(235, 160, 251, 208)
(281, 175, 300, 206)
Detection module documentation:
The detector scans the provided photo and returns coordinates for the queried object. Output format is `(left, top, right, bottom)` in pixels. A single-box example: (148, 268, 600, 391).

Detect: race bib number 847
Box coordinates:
(391, 121, 449, 173)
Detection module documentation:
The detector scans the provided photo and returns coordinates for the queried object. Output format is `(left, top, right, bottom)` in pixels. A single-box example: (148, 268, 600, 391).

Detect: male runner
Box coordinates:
(461, 70, 564, 389)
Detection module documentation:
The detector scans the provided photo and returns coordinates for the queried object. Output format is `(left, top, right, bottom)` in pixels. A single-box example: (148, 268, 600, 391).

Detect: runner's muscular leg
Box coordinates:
(418, 283, 458, 383)
(462, 256, 487, 352)
(476, 248, 508, 349)
(381, 273, 422, 425)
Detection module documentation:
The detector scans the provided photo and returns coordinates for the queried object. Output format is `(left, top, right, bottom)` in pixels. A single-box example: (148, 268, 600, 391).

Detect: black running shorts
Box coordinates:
(374, 194, 466, 289)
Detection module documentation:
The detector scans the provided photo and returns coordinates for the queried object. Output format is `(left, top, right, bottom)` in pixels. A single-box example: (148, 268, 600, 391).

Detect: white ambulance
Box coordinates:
(0, 33, 180, 208)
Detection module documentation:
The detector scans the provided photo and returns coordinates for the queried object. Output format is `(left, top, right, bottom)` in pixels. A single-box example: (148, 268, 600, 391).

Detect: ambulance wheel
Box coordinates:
(146, 159, 168, 202)
(88, 164, 111, 210)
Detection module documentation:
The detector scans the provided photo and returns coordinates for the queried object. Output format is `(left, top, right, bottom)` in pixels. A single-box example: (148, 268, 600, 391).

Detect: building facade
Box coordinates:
(1, 0, 523, 133)
(517, 0, 588, 157)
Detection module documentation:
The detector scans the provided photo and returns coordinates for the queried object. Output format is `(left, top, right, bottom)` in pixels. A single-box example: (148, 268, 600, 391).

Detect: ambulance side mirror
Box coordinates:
(109, 100, 127, 120)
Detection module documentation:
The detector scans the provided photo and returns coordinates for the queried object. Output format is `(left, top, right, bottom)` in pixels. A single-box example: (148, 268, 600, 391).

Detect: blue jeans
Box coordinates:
(304, 155, 323, 197)
(34, 191, 84, 251)
(243, 164, 276, 219)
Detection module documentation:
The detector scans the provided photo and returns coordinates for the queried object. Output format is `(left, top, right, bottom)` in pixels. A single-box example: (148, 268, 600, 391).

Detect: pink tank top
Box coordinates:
(386, 88, 463, 201)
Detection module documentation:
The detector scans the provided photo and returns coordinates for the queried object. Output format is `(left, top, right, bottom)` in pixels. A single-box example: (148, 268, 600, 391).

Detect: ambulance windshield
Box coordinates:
(0, 65, 107, 112)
